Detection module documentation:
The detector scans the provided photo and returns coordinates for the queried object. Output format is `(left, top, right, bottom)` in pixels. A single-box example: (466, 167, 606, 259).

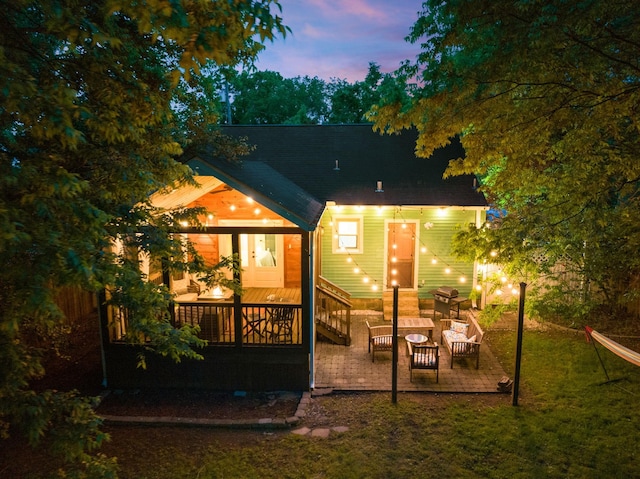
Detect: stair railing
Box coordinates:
(315, 276, 351, 344)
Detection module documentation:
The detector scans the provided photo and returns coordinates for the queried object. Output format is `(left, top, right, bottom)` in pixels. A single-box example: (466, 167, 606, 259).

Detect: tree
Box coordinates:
(228, 70, 329, 124)
(328, 62, 385, 123)
(0, 0, 286, 476)
(370, 0, 640, 322)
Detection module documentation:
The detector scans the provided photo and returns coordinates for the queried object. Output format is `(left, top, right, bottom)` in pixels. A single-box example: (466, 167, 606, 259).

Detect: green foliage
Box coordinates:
(224, 63, 411, 125)
(372, 0, 640, 321)
(0, 0, 285, 476)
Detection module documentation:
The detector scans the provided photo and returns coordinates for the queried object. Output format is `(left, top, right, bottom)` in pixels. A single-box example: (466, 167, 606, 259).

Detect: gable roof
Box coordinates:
(185, 155, 324, 231)
(216, 124, 487, 207)
(180, 124, 487, 229)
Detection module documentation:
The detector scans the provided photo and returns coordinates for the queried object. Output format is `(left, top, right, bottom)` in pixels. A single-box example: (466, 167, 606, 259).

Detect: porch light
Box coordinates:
(391, 268, 397, 275)
(246, 197, 254, 204)
(346, 257, 352, 263)
(420, 246, 427, 253)
(253, 208, 261, 215)
(459, 276, 466, 283)
(445, 267, 451, 274)
(363, 277, 369, 283)
(391, 256, 397, 263)
(431, 258, 438, 264)
(230, 204, 236, 211)
(353, 267, 360, 273)
(372, 284, 379, 291)
(391, 279, 398, 286)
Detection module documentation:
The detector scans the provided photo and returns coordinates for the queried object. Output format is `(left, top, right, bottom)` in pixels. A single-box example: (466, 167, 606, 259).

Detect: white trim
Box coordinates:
(331, 215, 364, 254)
(383, 219, 420, 290)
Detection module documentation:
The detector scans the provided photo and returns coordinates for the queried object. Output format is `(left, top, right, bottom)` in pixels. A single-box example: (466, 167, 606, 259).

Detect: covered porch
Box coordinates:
(314, 310, 508, 393)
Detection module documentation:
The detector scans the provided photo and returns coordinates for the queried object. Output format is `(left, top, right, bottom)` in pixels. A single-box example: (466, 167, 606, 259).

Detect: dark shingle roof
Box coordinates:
(183, 125, 487, 229)
(217, 124, 486, 207)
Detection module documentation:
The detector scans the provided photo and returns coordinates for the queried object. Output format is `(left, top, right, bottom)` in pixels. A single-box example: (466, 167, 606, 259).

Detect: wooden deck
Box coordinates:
(171, 287, 303, 346)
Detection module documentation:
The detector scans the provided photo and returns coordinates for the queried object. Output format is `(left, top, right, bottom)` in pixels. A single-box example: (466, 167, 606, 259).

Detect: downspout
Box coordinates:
(308, 230, 315, 390)
(471, 209, 483, 309)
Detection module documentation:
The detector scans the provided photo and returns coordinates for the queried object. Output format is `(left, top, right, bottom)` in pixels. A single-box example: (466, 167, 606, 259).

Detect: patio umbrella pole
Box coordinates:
(512, 282, 527, 406)
(392, 285, 399, 404)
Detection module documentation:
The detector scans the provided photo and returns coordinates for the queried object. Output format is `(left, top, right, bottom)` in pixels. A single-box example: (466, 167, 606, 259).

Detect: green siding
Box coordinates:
(320, 206, 484, 299)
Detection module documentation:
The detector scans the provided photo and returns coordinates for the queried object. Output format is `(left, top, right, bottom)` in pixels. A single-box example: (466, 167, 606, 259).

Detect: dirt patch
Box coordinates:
(96, 388, 300, 420)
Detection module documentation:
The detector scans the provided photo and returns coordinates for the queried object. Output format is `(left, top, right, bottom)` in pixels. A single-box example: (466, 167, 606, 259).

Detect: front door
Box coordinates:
(218, 221, 284, 288)
(386, 222, 416, 288)
(240, 233, 283, 287)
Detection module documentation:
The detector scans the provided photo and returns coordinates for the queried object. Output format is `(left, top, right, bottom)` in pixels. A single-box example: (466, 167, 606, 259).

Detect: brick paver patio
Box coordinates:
(314, 310, 508, 393)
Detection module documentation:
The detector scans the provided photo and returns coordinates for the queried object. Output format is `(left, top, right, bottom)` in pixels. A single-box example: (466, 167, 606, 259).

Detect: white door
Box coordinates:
(218, 221, 284, 288)
(240, 233, 283, 287)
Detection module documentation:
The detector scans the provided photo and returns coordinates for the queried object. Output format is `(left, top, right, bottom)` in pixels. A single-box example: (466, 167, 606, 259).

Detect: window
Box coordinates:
(333, 216, 363, 253)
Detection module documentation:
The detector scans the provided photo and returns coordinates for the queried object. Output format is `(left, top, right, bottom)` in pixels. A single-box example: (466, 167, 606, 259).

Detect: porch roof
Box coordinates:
(214, 124, 488, 208)
(185, 155, 325, 231)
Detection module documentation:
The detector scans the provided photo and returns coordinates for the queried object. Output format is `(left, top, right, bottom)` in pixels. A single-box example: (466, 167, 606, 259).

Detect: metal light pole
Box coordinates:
(392, 285, 399, 404)
(512, 282, 527, 406)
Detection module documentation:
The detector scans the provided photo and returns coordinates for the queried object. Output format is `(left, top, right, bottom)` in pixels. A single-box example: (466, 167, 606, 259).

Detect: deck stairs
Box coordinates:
(383, 290, 420, 320)
(315, 276, 352, 346)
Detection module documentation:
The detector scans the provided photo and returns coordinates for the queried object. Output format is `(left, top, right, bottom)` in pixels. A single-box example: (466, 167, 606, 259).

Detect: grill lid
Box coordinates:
(436, 286, 459, 298)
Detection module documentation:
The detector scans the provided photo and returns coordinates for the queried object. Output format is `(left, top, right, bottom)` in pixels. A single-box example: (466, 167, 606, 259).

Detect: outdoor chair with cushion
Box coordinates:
(408, 342, 439, 382)
(366, 320, 394, 362)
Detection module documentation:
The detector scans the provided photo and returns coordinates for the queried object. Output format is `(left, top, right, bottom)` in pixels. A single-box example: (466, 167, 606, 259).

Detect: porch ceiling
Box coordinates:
(150, 176, 223, 210)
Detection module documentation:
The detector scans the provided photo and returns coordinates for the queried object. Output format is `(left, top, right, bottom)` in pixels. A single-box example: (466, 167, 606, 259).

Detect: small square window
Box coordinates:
(333, 217, 363, 253)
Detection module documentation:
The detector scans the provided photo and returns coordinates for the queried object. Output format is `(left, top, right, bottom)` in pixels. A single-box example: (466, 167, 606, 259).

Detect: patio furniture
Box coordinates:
(366, 320, 393, 362)
(441, 314, 484, 369)
(408, 342, 439, 382)
(267, 306, 295, 344)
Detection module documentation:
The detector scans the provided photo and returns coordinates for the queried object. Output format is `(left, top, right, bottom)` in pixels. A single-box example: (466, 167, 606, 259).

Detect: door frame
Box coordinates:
(383, 219, 420, 290)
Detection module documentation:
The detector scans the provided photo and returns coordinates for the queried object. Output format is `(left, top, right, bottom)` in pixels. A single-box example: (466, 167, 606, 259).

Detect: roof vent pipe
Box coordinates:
(375, 181, 384, 192)
(334, 159, 340, 171)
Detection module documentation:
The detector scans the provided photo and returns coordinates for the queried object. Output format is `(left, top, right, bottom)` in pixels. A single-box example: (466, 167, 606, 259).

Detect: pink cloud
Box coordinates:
(255, 0, 423, 82)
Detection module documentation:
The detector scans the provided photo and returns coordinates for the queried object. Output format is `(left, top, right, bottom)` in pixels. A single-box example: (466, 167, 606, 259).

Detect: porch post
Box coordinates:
(232, 233, 243, 348)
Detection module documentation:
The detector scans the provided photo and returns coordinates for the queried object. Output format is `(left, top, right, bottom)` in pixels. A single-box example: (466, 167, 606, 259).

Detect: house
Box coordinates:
(100, 124, 487, 392)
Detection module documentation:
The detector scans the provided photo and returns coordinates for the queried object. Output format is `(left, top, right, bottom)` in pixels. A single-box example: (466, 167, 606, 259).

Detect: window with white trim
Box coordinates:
(332, 216, 363, 254)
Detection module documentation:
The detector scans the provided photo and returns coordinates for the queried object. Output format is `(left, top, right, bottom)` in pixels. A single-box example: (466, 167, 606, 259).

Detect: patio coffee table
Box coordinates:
(405, 333, 428, 345)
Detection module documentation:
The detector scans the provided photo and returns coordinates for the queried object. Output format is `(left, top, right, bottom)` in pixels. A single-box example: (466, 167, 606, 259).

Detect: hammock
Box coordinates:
(585, 326, 640, 381)
(585, 326, 640, 367)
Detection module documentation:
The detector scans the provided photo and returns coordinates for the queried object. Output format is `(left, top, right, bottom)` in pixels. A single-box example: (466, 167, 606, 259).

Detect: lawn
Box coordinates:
(4, 326, 640, 478)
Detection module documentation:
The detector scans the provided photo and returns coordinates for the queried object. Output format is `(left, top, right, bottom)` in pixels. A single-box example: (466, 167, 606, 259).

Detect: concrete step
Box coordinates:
(382, 290, 420, 320)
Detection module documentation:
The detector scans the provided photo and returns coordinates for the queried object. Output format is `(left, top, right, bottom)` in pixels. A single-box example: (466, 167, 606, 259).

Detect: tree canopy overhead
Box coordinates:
(1, 0, 285, 476)
(370, 0, 640, 320)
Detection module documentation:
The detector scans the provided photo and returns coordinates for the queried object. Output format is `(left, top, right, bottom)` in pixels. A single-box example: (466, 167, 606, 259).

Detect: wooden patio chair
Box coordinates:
(366, 320, 393, 362)
(408, 342, 439, 382)
(268, 307, 295, 344)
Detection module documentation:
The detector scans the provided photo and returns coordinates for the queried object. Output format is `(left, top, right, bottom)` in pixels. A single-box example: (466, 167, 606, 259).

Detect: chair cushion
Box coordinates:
(450, 320, 469, 334)
(442, 330, 467, 343)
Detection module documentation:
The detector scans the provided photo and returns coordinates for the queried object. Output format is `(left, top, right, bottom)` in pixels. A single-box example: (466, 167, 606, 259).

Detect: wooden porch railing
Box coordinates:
(315, 275, 352, 346)
(107, 302, 303, 346)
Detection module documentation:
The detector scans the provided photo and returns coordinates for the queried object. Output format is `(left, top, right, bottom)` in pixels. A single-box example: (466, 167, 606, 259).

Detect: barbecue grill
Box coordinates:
(430, 286, 466, 319)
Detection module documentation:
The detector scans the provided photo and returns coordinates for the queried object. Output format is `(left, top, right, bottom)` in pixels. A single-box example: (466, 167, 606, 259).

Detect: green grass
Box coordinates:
(10, 327, 640, 478)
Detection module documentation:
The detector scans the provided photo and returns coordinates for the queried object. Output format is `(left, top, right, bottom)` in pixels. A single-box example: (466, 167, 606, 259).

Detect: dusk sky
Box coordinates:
(254, 0, 424, 82)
